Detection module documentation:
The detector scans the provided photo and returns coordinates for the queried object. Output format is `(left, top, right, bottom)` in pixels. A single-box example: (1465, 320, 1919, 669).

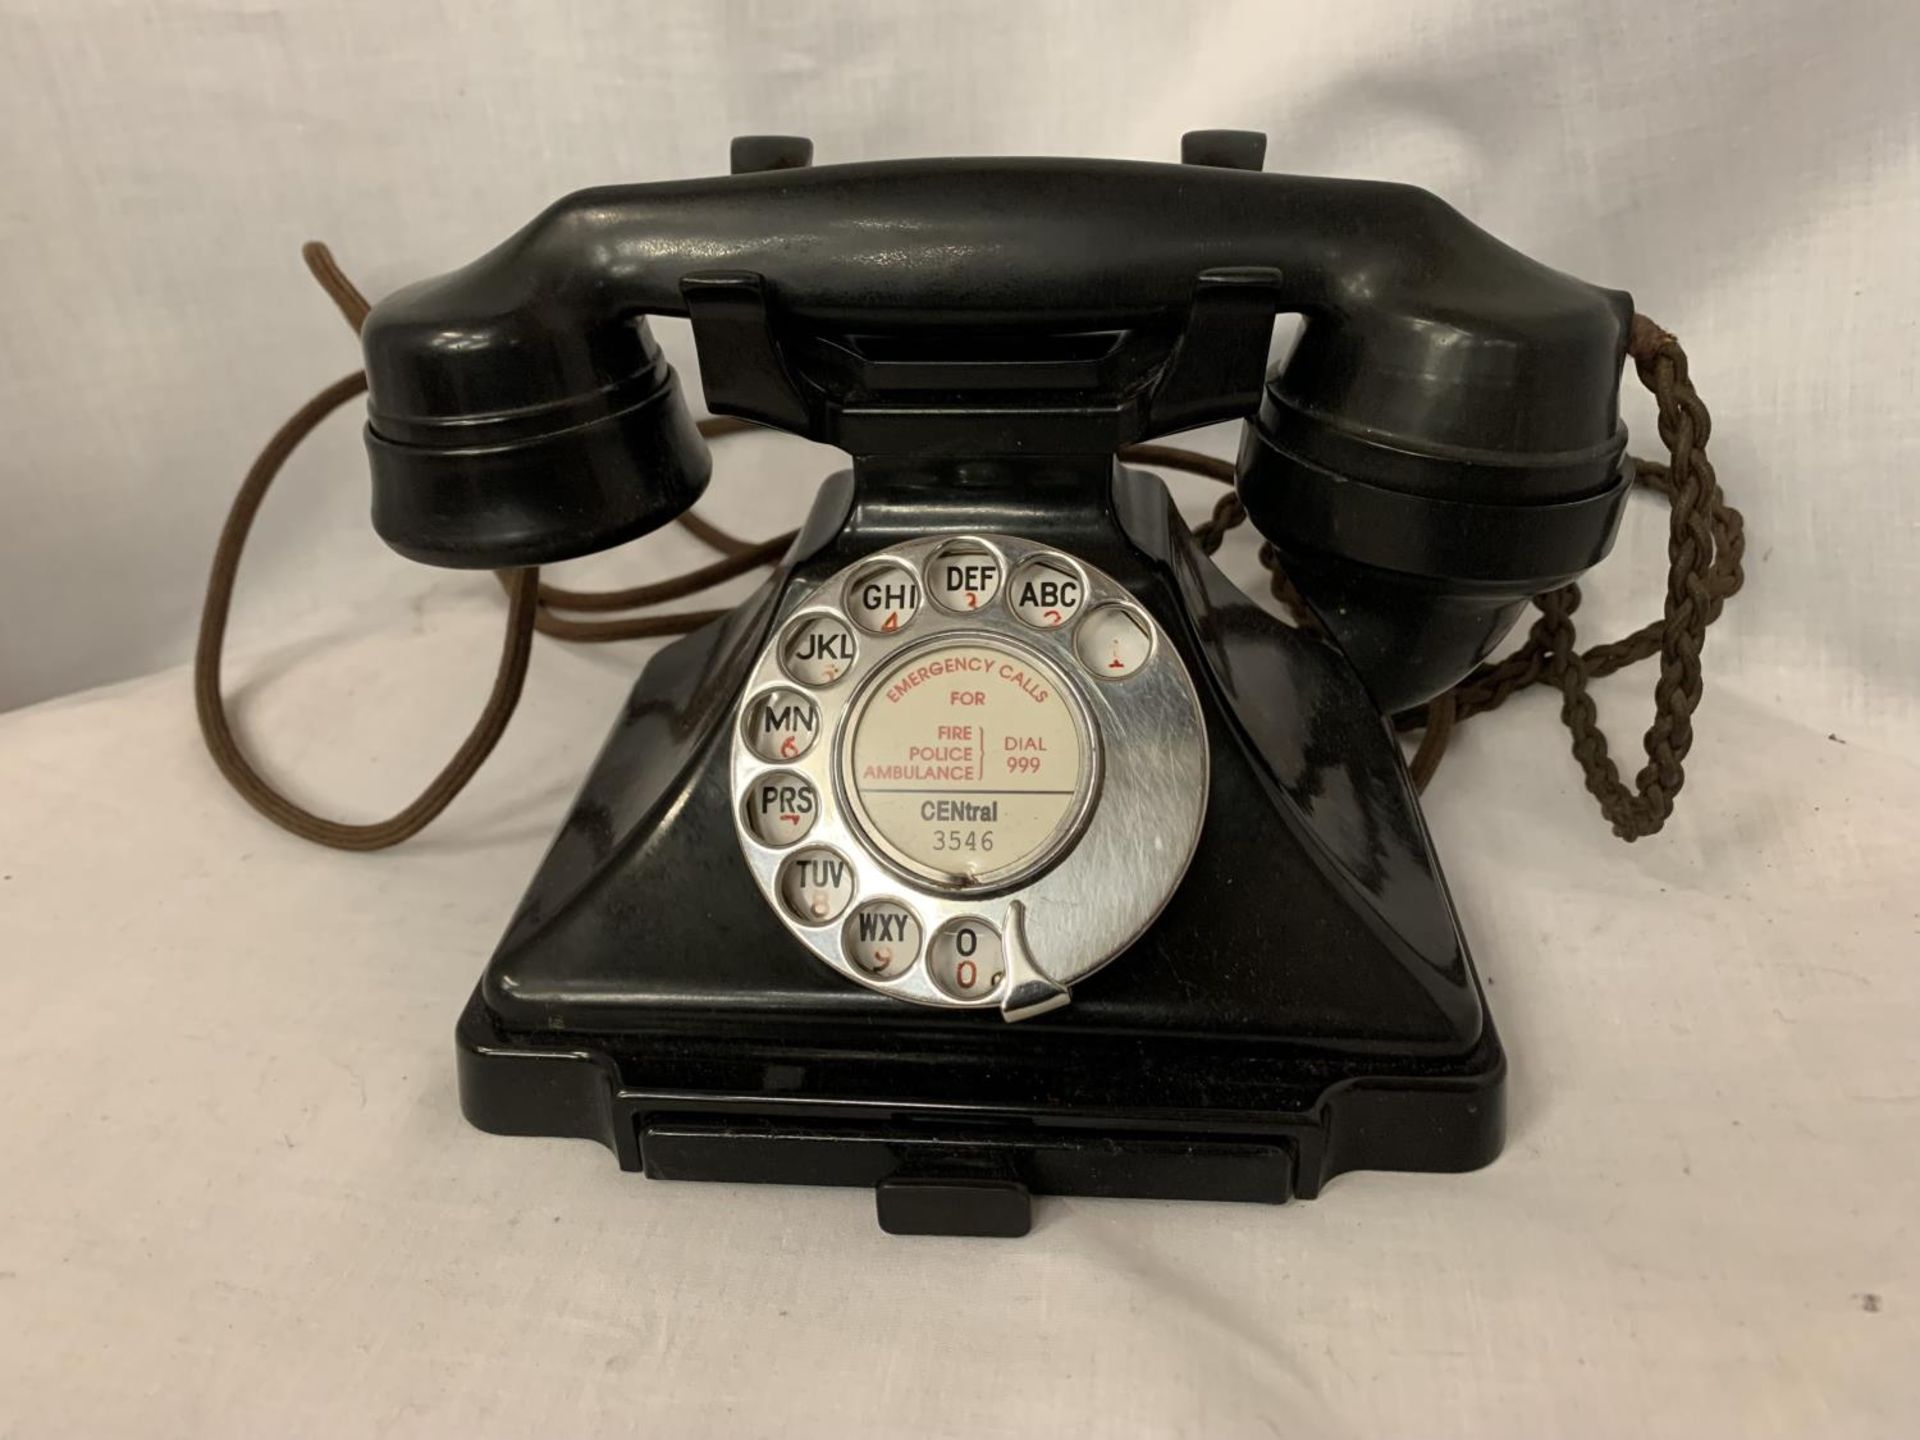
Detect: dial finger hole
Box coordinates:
(846, 561, 922, 635)
(780, 614, 857, 687)
(927, 918, 1005, 1000)
(1008, 555, 1085, 630)
(1074, 603, 1151, 678)
(778, 847, 855, 925)
(926, 540, 1003, 614)
(743, 771, 818, 846)
(744, 687, 821, 762)
(843, 901, 921, 979)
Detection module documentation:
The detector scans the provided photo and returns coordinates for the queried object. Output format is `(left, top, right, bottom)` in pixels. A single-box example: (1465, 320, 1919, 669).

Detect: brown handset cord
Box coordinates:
(194, 244, 1745, 851)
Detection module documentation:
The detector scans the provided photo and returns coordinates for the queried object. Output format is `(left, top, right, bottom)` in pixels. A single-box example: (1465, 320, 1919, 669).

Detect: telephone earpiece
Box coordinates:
(363, 296, 711, 568)
(1234, 289, 1635, 710)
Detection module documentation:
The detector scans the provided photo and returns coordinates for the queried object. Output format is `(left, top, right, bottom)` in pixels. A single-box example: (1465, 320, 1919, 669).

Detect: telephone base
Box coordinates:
(455, 985, 1504, 1234)
(453, 462, 1508, 1235)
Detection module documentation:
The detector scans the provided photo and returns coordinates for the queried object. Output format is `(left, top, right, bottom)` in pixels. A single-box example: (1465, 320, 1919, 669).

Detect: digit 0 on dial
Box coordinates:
(928, 919, 1004, 1000)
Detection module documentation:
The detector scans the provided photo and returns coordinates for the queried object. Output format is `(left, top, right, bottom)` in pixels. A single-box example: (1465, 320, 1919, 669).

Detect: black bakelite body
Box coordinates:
(358, 138, 1634, 1233)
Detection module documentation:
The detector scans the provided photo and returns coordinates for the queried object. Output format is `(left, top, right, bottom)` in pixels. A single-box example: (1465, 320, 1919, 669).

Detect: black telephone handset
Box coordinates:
(346, 136, 1649, 1234)
(363, 138, 1631, 713)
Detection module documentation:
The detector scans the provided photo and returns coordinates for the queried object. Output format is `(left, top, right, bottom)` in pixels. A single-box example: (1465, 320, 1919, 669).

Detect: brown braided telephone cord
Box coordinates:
(194, 245, 1745, 851)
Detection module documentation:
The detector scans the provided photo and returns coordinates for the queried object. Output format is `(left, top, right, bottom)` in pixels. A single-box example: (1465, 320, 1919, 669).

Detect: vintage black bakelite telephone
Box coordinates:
(200, 133, 1744, 1235)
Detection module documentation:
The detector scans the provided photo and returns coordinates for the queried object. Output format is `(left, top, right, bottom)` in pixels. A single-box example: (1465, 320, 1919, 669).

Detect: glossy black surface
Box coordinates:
(358, 143, 1634, 706)
(875, 1178, 1034, 1239)
(458, 462, 1505, 1219)
(361, 157, 1626, 452)
(340, 138, 1671, 1229)
(490, 464, 1474, 1047)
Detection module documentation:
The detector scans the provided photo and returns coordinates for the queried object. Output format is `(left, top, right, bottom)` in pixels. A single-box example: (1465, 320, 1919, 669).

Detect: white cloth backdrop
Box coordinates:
(2, 2, 1917, 1436)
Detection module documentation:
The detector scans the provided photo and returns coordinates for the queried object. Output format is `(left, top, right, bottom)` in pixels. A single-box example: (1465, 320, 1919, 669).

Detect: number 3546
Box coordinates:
(931, 829, 994, 853)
